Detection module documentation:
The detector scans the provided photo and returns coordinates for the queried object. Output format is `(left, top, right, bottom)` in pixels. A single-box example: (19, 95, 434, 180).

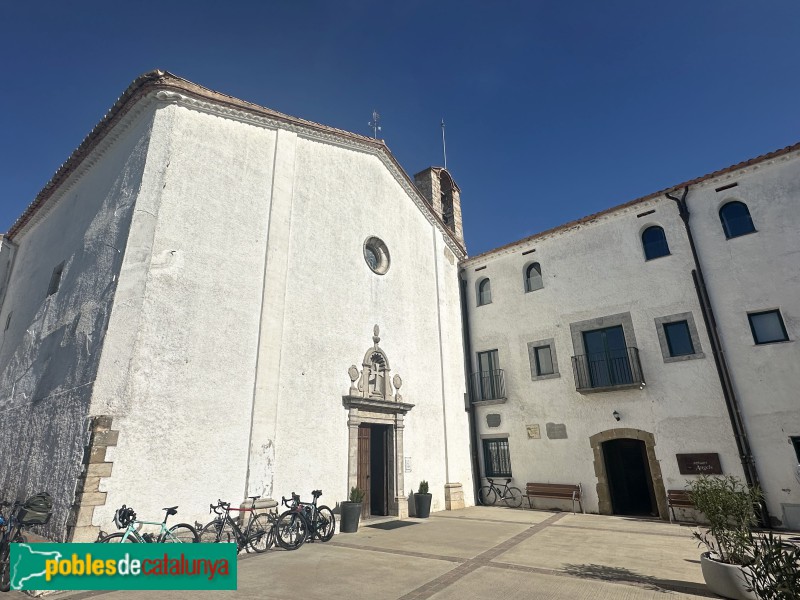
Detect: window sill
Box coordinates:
(576, 382, 644, 394)
(724, 230, 758, 241)
(644, 253, 672, 262)
(663, 352, 705, 364)
(472, 397, 507, 406)
(753, 339, 793, 347)
(531, 372, 561, 381)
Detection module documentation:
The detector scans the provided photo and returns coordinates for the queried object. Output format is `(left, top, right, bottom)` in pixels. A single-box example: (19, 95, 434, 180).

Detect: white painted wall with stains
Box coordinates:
(462, 152, 800, 526)
(0, 104, 155, 539)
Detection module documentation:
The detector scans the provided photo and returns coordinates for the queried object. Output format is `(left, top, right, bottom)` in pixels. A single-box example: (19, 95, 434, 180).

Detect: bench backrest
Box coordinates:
(666, 490, 694, 507)
(526, 483, 581, 499)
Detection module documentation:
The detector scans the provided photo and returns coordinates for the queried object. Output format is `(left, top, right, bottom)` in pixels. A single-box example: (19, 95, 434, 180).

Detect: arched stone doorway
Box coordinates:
(589, 428, 668, 519)
(343, 326, 414, 519)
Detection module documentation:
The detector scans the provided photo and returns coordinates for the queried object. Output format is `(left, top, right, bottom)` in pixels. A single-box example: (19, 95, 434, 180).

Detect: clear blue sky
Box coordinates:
(2, 1, 798, 255)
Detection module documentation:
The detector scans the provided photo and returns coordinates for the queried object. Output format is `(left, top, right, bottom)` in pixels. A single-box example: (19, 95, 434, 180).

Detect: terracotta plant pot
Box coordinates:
(339, 501, 362, 533)
(700, 552, 756, 600)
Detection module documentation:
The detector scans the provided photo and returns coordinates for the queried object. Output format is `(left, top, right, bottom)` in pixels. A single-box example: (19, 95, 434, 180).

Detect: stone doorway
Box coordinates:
(357, 423, 391, 518)
(589, 428, 668, 519)
(603, 438, 657, 516)
(344, 326, 415, 519)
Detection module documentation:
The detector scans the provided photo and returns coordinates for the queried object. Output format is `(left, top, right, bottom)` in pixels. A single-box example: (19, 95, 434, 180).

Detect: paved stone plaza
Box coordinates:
(16, 507, 713, 599)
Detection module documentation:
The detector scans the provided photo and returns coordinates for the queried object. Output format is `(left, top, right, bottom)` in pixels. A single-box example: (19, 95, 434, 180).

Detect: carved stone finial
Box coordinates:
(393, 374, 402, 390)
(373, 324, 380, 346)
(348, 365, 359, 383)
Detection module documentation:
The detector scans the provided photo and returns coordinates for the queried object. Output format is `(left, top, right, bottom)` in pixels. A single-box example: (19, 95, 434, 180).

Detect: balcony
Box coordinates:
(571, 347, 645, 393)
(469, 369, 506, 404)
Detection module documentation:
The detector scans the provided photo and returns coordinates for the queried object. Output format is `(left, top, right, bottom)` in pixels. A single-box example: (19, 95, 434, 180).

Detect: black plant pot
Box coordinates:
(340, 502, 362, 533)
(415, 493, 432, 518)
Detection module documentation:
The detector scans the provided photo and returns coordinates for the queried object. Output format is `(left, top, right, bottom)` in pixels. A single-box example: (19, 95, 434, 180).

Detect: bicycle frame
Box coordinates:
(118, 519, 173, 543)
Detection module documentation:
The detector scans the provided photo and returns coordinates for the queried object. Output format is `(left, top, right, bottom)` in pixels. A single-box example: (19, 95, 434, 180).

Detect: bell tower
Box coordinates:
(414, 167, 465, 246)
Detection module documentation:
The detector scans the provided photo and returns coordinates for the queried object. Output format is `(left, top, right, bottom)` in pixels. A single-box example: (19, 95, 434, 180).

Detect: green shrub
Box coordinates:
(349, 487, 365, 503)
(687, 475, 762, 565)
(744, 532, 800, 600)
(418, 481, 429, 495)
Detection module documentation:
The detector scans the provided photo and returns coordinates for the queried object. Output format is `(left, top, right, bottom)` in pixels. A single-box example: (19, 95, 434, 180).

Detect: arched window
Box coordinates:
(477, 278, 492, 306)
(524, 263, 543, 292)
(642, 226, 670, 261)
(719, 201, 756, 239)
(440, 171, 455, 230)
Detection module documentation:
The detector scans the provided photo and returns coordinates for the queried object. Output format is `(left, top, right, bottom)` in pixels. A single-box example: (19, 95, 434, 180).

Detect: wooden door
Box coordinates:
(358, 425, 371, 518)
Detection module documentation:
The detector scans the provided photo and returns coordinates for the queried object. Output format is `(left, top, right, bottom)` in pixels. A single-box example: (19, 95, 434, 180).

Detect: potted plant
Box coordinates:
(340, 487, 365, 533)
(414, 481, 432, 519)
(688, 475, 762, 600)
(743, 531, 800, 600)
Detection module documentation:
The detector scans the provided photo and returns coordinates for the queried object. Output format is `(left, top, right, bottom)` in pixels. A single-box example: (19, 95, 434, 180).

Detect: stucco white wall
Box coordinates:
(0, 105, 155, 539)
(248, 134, 473, 513)
(90, 98, 472, 529)
(685, 152, 800, 527)
(463, 194, 745, 515)
(91, 102, 277, 528)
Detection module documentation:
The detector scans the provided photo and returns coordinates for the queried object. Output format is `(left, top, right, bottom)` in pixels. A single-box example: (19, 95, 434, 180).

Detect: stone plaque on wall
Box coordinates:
(676, 453, 722, 475)
(526, 424, 541, 439)
(486, 414, 501, 428)
(546, 422, 568, 439)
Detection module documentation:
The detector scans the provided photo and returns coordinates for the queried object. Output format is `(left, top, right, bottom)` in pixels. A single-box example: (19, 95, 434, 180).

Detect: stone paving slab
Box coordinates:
(9, 507, 711, 600)
(428, 565, 705, 600)
(494, 525, 705, 588)
(332, 516, 531, 560)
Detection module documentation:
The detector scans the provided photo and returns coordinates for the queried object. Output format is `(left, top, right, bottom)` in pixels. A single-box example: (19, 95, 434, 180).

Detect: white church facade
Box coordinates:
(0, 71, 798, 541)
(0, 72, 473, 542)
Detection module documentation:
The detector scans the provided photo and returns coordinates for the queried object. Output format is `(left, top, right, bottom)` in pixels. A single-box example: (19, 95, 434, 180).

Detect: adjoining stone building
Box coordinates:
(461, 144, 800, 528)
(0, 71, 473, 541)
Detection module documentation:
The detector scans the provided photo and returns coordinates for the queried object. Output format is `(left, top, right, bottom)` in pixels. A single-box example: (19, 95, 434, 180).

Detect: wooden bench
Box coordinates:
(666, 490, 695, 523)
(523, 483, 583, 514)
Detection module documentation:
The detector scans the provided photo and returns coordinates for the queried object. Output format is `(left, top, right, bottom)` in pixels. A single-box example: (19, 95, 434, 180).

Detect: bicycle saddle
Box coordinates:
(162, 506, 178, 516)
(248, 495, 261, 500)
(312, 490, 322, 498)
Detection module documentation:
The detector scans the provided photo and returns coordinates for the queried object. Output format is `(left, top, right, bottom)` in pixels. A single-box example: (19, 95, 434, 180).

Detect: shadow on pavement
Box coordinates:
(561, 563, 712, 597)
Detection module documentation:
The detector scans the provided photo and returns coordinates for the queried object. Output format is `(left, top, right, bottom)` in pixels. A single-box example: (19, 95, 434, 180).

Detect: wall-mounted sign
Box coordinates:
(677, 453, 722, 475)
(404, 457, 412, 473)
(526, 424, 541, 439)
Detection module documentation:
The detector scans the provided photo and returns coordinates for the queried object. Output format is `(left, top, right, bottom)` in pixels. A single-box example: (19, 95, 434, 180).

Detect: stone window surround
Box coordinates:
(654, 312, 705, 363)
(569, 312, 638, 357)
(527, 338, 560, 381)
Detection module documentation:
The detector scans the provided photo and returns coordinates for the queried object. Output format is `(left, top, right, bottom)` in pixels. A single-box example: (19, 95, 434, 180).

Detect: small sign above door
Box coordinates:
(676, 453, 722, 475)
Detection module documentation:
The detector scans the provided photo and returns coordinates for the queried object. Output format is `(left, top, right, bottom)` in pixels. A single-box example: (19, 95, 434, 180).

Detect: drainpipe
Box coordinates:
(458, 268, 482, 505)
(665, 187, 770, 527)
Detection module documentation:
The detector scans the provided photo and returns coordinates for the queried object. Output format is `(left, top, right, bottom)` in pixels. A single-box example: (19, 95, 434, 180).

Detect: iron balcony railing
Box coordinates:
(571, 347, 645, 392)
(469, 369, 506, 402)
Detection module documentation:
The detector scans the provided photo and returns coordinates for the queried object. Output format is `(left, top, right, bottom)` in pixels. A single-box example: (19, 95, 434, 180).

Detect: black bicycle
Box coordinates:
(274, 491, 335, 550)
(199, 496, 273, 553)
(0, 493, 52, 592)
(479, 477, 523, 508)
(296, 490, 335, 544)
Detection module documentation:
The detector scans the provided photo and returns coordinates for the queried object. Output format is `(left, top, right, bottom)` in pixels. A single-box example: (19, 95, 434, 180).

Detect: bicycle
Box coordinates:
(479, 477, 523, 508)
(274, 493, 311, 550)
(199, 496, 273, 553)
(295, 490, 335, 544)
(97, 505, 199, 543)
(1, 494, 52, 592)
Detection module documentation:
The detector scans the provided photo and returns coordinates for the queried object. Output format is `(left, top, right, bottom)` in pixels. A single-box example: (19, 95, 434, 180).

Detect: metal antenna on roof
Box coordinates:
(369, 110, 381, 139)
(441, 119, 448, 170)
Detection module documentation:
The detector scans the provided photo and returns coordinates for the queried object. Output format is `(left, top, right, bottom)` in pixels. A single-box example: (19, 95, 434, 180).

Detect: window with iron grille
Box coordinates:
(483, 438, 512, 477)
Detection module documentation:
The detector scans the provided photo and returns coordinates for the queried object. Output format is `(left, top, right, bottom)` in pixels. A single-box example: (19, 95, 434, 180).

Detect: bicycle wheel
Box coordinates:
(479, 486, 497, 506)
(503, 487, 523, 508)
(315, 506, 335, 542)
(0, 543, 10, 592)
(275, 510, 308, 550)
(246, 513, 274, 553)
(97, 532, 138, 543)
(200, 519, 234, 543)
(159, 523, 199, 543)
